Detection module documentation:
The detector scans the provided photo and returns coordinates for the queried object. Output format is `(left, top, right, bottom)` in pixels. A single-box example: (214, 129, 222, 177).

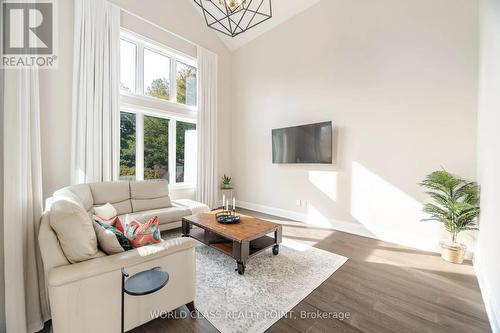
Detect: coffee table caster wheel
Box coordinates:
(273, 244, 279, 255)
(237, 262, 245, 275)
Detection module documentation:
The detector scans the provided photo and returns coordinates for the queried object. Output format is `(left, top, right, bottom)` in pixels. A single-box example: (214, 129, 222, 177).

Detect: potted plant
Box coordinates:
(222, 174, 232, 189)
(420, 170, 480, 264)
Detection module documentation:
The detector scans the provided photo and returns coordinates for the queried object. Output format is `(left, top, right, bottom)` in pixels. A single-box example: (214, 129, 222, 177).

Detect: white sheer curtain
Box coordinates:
(3, 68, 49, 333)
(196, 46, 219, 208)
(71, 0, 121, 184)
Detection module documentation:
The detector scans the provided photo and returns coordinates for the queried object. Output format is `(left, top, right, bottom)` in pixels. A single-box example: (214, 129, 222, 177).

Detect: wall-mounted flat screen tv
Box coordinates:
(272, 121, 332, 164)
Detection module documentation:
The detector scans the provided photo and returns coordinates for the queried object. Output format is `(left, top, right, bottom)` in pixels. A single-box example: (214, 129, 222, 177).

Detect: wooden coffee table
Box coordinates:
(182, 211, 282, 274)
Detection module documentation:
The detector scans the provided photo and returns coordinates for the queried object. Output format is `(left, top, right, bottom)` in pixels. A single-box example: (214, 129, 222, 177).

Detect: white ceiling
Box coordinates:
(191, 0, 321, 51)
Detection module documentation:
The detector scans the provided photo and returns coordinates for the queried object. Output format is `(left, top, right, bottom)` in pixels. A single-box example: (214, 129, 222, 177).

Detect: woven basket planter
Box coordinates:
(440, 242, 466, 264)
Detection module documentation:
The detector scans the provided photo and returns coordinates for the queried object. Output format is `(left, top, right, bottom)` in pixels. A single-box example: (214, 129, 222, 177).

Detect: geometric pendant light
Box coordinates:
(194, 0, 272, 37)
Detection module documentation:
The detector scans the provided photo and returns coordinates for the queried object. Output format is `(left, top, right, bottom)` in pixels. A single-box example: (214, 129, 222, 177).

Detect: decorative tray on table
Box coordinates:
(215, 211, 241, 224)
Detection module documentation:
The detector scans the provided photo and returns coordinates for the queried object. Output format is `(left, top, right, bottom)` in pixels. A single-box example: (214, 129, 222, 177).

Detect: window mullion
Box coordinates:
(168, 119, 176, 186)
(136, 112, 144, 180)
(170, 58, 177, 104)
(137, 43, 144, 95)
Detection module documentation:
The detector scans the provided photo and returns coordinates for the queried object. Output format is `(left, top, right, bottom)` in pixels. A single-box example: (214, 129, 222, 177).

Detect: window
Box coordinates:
(120, 39, 136, 93)
(176, 61, 197, 106)
(176, 121, 197, 183)
(144, 115, 169, 180)
(119, 112, 136, 180)
(119, 31, 198, 186)
(144, 49, 170, 100)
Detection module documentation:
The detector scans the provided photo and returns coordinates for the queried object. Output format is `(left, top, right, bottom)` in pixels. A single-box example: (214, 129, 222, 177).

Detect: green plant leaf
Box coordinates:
(419, 169, 480, 234)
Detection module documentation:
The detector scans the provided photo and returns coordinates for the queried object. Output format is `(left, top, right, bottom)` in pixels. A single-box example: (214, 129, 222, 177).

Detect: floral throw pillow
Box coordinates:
(94, 215, 126, 234)
(125, 216, 162, 248)
(93, 218, 134, 251)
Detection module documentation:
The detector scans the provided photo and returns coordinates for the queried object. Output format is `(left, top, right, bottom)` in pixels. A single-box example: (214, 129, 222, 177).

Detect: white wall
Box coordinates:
(39, 0, 232, 200)
(120, 11, 197, 58)
(476, 0, 500, 331)
(231, 0, 478, 252)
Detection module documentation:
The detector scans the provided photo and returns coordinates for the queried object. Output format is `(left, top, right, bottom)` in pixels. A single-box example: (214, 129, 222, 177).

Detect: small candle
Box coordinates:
(233, 197, 236, 210)
(222, 194, 225, 208)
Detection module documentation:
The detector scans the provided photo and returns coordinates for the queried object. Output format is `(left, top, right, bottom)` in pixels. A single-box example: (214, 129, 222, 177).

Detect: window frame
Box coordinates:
(119, 29, 198, 189)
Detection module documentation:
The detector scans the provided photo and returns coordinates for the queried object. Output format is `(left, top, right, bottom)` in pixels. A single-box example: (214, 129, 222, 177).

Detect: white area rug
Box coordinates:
(164, 231, 348, 333)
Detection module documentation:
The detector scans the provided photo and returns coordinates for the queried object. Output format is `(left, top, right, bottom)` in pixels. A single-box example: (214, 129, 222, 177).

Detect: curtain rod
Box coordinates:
(115, 4, 202, 50)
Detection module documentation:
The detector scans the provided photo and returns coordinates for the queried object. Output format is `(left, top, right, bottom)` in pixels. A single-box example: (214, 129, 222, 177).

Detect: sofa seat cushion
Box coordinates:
(120, 206, 191, 226)
(130, 180, 172, 212)
(172, 199, 210, 215)
(50, 199, 99, 263)
(89, 181, 132, 215)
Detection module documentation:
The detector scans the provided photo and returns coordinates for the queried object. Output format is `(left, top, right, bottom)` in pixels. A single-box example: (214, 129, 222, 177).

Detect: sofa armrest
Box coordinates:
(48, 237, 196, 287)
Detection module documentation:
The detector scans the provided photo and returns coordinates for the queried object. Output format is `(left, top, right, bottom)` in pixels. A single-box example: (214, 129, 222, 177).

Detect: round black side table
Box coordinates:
(121, 267, 169, 333)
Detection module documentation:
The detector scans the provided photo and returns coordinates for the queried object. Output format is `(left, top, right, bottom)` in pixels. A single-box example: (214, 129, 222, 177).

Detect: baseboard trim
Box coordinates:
(237, 200, 373, 237)
(236, 200, 448, 255)
(475, 262, 500, 333)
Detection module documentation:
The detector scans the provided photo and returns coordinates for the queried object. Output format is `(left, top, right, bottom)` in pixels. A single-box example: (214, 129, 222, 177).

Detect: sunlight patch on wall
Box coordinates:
(306, 204, 336, 228)
(350, 161, 443, 252)
(308, 170, 337, 201)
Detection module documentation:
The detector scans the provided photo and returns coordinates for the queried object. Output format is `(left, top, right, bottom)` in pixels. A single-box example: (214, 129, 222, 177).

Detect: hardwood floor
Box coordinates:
(40, 209, 491, 333)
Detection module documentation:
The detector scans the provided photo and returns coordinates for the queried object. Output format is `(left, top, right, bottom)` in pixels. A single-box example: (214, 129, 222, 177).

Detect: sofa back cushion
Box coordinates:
(130, 180, 171, 212)
(49, 199, 99, 263)
(54, 184, 93, 212)
(89, 181, 132, 215)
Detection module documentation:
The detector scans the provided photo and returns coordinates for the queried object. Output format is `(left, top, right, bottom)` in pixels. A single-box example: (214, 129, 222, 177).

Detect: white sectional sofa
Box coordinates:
(38, 180, 209, 333)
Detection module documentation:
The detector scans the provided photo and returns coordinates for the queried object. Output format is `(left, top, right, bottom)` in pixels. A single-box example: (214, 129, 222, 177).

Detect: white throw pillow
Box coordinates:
(94, 203, 117, 220)
(49, 199, 99, 263)
(92, 221, 124, 255)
